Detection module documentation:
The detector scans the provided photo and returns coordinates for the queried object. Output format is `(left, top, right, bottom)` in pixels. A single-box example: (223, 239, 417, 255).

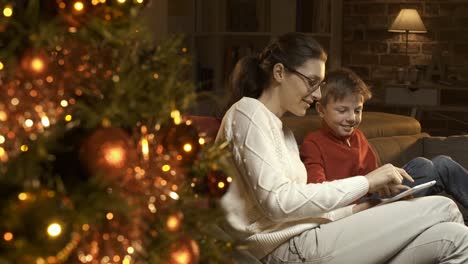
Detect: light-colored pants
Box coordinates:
(261, 196, 468, 264)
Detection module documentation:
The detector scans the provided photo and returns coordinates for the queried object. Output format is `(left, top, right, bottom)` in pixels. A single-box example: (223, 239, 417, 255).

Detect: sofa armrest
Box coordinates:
(423, 135, 468, 169)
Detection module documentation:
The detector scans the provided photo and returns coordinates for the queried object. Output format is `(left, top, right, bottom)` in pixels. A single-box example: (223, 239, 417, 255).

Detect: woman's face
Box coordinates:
(279, 58, 325, 117)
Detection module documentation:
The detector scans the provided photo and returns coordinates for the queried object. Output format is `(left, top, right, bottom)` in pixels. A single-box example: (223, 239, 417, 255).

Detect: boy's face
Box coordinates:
(316, 93, 364, 137)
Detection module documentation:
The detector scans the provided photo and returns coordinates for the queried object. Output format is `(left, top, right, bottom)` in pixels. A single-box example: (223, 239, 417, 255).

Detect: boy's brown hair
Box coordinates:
(319, 68, 372, 106)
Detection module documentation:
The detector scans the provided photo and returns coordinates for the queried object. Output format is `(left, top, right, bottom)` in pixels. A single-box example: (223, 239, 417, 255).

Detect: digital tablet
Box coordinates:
(378, 180, 437, 205)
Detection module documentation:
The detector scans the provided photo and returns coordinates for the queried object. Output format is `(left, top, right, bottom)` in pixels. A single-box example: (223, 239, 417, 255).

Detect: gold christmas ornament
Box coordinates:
(168, 236, 200, 264)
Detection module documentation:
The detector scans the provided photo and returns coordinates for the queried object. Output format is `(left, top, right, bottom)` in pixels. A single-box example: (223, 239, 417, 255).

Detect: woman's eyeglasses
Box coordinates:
(283, 65, 324, 93)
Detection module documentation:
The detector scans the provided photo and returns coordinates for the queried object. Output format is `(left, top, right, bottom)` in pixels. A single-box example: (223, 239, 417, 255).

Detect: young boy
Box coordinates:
(299, 68, 468, 207)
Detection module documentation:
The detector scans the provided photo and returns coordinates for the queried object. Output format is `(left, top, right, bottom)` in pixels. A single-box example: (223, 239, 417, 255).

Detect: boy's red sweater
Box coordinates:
(300, 121, 379, 183)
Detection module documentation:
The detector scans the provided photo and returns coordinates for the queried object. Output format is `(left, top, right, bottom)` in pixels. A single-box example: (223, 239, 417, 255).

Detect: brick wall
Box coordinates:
(343, 0, 468, 82)
(342, 0, 468, 136)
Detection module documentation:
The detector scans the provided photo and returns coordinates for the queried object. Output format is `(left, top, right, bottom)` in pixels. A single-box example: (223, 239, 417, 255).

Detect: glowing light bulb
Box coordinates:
(0, 147, 7, 162)
(31, 57, 45, 73)
(47, 223, 62, 237)
(82, 224, 90, 231)
(166, 215, 180, 232)
(169, 191, 179, 200)
(183, 143, 192, 152)
(162, 164, 170, 172)
(0, 61, 4, 70)
(0, 111, 6, 121)
(18, 192, 28, 201)
(41, 116, 50, 127)
(3, 232, 13, 241)
(73, 1, 84, 12)
(65, 115, 72, 122)
(171, 110, 181, 124)
(127, 246, 135, 254)
(10, 98, 19, 106)
(24, 119, 34, 128)
(148, 203, 157, 213)
(103, 145, 126, 168)
(106, 212, 114, 220)
(140, 137, 149, 160)
(3, 5, 13, 17)
(198, 138, 205, 145)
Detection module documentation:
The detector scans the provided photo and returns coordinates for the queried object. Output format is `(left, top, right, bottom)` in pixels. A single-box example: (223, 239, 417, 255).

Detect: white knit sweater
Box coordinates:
(216, 97, 370, 259)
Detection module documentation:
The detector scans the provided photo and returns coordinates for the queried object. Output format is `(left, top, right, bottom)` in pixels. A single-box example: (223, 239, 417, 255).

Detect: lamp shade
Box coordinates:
(388, 9, 427, 33)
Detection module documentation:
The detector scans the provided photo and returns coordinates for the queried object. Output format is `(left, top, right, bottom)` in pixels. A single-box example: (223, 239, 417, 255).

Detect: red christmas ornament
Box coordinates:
(20, 49, 49, 75)
(79, 127, 136, 182)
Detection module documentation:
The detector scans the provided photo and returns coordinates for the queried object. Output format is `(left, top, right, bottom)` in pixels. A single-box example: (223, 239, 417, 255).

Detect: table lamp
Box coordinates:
(388, 9, 427, 56)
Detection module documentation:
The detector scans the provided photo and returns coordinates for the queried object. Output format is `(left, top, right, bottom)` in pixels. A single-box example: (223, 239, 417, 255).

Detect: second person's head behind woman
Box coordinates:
(227, 32, 327, 117)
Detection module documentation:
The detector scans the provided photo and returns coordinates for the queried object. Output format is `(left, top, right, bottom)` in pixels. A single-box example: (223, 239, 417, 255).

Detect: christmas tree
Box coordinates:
(0, 1, 239, 263)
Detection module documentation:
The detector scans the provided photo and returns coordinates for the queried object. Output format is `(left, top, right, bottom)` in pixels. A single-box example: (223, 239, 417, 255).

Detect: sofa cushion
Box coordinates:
(282, 111, 422, 143)
(423, 135, 468, 169)
(368, 133, 428, 167)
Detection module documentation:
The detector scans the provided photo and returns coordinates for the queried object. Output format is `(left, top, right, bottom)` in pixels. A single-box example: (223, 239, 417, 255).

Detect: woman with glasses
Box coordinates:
(216, 32, 468, 263)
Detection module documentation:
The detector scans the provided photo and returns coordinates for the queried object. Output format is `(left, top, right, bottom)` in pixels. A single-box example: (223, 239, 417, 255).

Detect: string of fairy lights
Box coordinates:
(0, 0, 147, 162)
(0, 1, 233, 263)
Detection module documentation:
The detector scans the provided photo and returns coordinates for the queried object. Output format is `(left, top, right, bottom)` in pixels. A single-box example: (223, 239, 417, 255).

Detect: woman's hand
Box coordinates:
(377, 184, 411, 197)
(352, 199, 381, 214)
(364, 164, 414, 194)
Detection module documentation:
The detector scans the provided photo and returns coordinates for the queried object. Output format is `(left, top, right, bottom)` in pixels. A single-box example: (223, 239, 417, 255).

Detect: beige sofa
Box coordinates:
(283, 111, 468, 217)
(192, 111, 467, 168)
(282, 111, 468, 169)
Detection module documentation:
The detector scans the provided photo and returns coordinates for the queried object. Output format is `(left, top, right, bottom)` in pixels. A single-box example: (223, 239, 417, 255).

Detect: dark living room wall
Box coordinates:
(342, 0, 468, 82)
(342, 0, 468, 135)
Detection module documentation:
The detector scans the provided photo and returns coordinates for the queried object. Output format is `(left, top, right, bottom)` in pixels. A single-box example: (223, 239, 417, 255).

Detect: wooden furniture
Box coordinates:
(382, 81, 468, 119)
